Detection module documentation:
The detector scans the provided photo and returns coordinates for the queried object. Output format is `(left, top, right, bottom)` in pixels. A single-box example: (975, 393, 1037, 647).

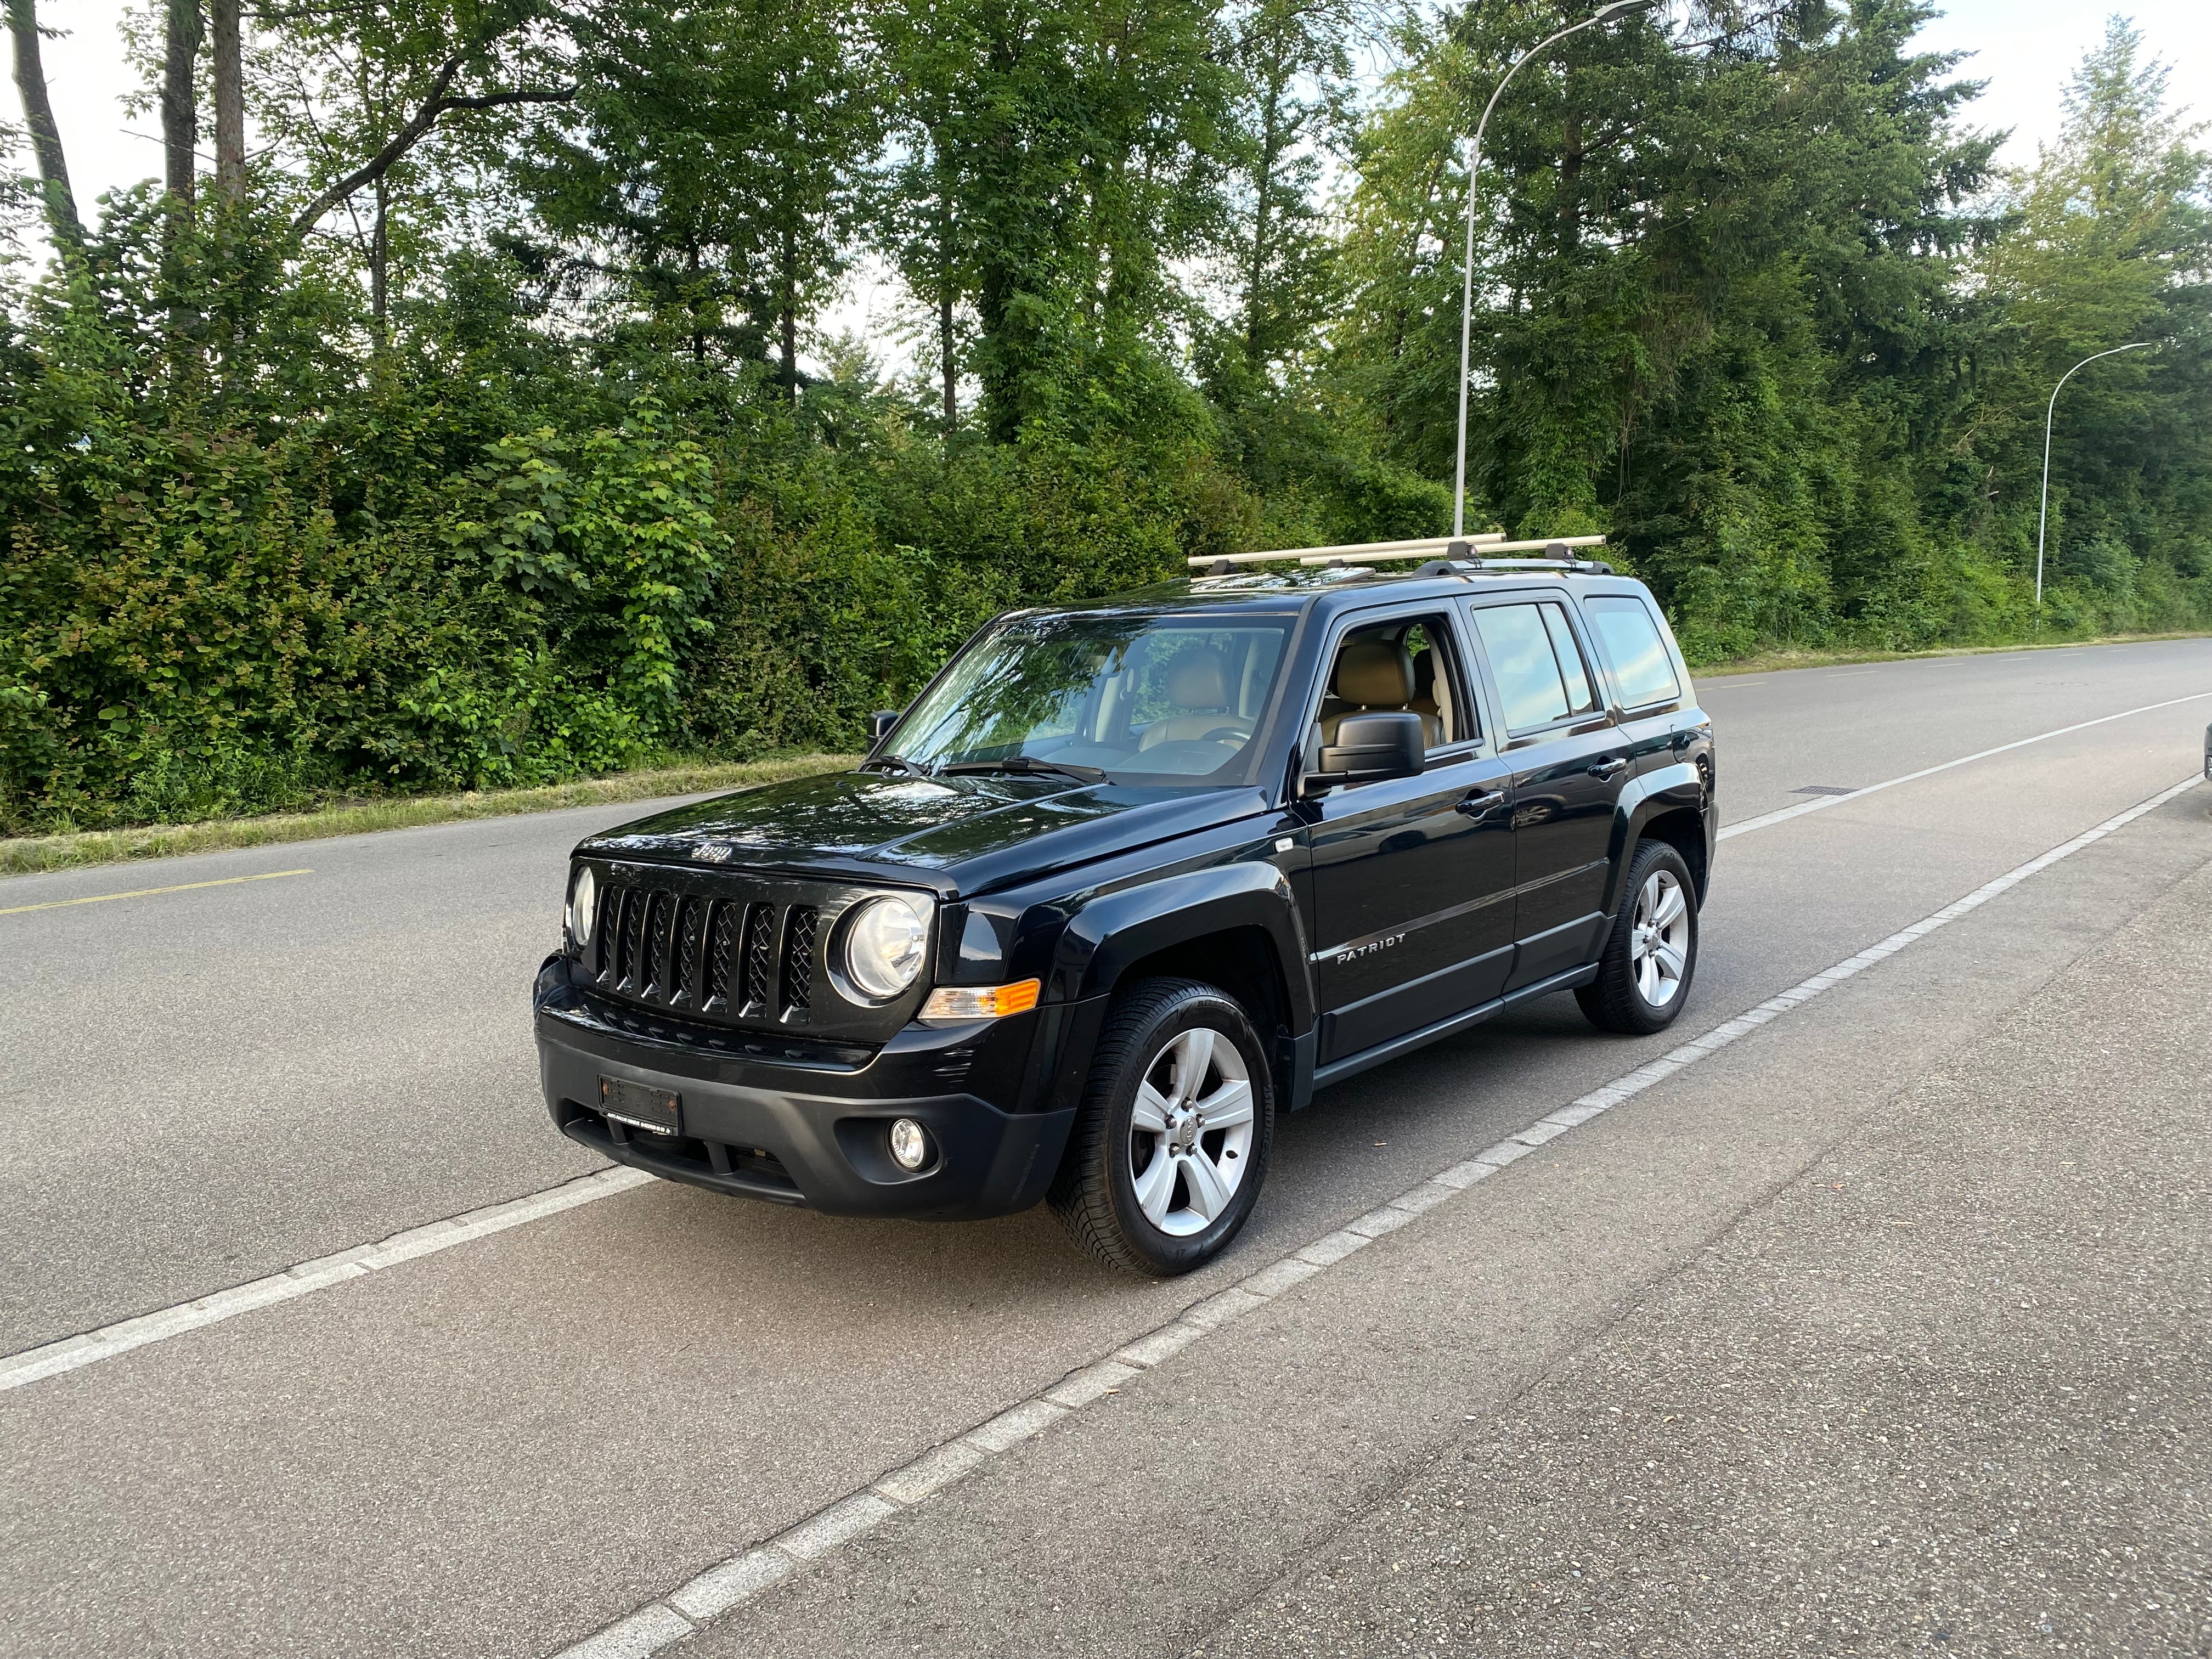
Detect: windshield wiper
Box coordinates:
(859, 754, 929, 776)
(938, 755, 1107, 783)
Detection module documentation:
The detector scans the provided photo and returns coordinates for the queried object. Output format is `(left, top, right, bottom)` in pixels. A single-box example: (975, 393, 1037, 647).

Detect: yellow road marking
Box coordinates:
(0, 868, 313, 916)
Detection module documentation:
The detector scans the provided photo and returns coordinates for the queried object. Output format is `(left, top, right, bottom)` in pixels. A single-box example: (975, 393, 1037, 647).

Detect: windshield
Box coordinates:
(886, 612, 1293, 783)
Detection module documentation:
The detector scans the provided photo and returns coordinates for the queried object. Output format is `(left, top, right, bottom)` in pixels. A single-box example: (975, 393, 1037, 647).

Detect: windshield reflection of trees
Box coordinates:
(902, 614, 1284, 776)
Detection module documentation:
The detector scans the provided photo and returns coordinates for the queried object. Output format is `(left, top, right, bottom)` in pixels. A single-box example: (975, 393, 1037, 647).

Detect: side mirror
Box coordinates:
(866, 709, 901, 743)
(1301, 712, 1426, 796)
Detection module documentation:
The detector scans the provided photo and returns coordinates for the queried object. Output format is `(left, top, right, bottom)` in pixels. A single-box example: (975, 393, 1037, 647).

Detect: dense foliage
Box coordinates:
(1, 1, 2205, 832)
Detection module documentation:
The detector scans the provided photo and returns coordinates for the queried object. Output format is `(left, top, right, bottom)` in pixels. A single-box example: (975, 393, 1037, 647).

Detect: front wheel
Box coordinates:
(1049, 978, 1274, 1276)
(1576, 840, 1700, 1035)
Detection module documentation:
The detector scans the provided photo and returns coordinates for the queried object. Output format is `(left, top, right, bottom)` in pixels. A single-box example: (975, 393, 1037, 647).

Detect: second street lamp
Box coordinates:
(1451, 0, 1657, 540)
(2036, 341, 2152, 612)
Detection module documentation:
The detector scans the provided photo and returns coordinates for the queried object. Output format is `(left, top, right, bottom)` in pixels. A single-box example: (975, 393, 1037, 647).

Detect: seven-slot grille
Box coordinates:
(592, 881, 819, 1021)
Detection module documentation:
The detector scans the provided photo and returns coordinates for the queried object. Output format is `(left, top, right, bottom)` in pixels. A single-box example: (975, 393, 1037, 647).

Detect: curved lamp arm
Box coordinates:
(1452, 0, 1655, 539)
(2036, 341, 2152, 610)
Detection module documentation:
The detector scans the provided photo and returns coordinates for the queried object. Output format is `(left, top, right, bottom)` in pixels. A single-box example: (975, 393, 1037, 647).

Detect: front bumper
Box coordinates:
(533, 957, 1088, 1220)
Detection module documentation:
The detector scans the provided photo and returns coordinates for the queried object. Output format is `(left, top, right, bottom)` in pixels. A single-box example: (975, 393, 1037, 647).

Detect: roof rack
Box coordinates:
(1190, 533, 1612, 578)
(1192, 534, 1504, 571)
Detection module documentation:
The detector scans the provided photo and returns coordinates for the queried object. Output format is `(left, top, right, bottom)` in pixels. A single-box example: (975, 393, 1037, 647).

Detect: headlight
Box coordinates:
(567, 865, 597, 949)
(842, 894, 930, 1001)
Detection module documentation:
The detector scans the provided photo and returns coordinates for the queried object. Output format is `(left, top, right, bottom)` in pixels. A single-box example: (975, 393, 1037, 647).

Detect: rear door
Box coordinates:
(1301, 606, 1516, 1064)
(1461, 593, 1631, 991)
(1577, 591, 1692, 778)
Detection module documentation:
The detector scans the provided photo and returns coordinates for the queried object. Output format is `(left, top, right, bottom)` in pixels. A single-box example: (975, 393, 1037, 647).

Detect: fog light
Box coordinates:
(889, 1118, 929, 1171)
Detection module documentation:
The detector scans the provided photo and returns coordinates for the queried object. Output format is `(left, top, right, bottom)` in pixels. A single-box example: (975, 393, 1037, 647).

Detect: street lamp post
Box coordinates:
(2036, 341, 2152, 612)
(1452, 0, 1654, 540)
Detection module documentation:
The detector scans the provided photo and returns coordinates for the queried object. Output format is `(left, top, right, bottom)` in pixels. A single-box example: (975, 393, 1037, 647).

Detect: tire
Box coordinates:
(1049, 978, 1274, 1276)
(1575, 840, 1700, 1036)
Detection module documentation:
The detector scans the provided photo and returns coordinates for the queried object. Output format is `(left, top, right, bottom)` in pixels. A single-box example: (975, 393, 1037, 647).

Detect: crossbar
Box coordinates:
(1297, 534, 1607, 566)
(1187, 533, 1504, 571)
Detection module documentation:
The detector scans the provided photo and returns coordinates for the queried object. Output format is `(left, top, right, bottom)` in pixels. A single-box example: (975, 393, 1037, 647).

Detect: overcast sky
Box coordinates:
(8, 0, 2208, 348)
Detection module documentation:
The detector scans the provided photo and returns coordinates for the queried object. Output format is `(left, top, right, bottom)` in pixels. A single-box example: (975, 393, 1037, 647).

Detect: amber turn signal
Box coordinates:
(918, 979, 1041, 1021)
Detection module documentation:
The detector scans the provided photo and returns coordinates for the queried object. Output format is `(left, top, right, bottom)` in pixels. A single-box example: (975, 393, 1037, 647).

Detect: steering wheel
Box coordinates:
(1199, 724, 1250, 746)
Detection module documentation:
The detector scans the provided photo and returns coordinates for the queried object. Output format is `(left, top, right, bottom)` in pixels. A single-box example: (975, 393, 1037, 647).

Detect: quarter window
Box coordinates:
(1584, 596, 1681, 709)
(1471, 602, 1600, 732)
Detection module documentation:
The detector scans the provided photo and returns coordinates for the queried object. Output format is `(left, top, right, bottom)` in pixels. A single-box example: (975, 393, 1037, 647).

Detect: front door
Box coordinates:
(1302, 610, 1517, 1064)
(1463, 595, 1630, 990)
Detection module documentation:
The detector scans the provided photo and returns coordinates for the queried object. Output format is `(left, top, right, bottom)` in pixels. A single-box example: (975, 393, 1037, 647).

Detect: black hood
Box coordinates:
(579, 768, 1269, 894)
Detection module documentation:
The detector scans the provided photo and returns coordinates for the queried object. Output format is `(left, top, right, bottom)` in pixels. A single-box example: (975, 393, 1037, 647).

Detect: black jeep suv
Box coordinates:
(533, 557, 1715, 1273)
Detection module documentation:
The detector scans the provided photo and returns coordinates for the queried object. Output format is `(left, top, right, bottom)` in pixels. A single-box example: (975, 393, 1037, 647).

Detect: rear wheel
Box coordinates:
(1576, 840, 1699, 1035)
(1049, 978, 1274, 1276)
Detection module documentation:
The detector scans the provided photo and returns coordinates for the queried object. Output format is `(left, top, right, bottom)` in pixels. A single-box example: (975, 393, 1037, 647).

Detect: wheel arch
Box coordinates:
(1049, 862, 1316, 1113)
(1602, 763, 1712, 915)
(1638, 805, 1709, 904)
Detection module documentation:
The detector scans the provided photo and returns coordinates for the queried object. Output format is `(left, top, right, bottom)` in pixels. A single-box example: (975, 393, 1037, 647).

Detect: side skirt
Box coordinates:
(1308, 961, 1601, 1094)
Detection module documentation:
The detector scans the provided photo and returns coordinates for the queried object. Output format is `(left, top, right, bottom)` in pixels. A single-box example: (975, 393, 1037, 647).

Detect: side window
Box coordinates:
(1542, 606, 1597, 714)
(1317, 613, 1472, 755)
(1470, 602, 1599, 732)
(1584, 596, 1682, 709)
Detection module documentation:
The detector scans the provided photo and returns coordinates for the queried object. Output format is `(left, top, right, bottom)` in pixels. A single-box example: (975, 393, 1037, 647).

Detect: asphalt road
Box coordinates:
(4, 637, 2209, 1658)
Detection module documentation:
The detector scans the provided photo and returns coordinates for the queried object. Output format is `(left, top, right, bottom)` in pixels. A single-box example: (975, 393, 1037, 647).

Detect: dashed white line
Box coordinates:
(0, 1166, 653, 1393)
(1717, 691, 2212, 840)
(541, 772, 2204, 1659)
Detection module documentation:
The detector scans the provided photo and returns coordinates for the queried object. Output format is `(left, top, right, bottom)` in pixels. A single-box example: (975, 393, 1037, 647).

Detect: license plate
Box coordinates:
(600, 1076, 680, 1136)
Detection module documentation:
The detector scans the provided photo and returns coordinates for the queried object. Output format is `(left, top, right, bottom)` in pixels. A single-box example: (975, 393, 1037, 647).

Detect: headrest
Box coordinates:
(1334, 640, 1413, 706)
(1166, 650, 1229, 710)
(1410, 648, 1435, 698)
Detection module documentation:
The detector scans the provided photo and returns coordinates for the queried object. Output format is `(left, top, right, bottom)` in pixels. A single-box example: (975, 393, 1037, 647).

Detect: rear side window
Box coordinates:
(1470, 602, 1600, 732)
(1583, 596, 1681, 709)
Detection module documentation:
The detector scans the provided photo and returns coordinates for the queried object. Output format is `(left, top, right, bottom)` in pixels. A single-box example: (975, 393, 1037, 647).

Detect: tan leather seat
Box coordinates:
(1318, 640, 1442, 747)
(1139, 650, 1248, 749)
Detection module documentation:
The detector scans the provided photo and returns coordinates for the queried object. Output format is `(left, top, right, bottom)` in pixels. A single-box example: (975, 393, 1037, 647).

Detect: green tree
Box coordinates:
(1976, 16, 2212, 620)
(526, 0, 877, 391)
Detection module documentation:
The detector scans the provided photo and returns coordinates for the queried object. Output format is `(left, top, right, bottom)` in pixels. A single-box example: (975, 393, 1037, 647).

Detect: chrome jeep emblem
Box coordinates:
(690, 842, 733, 864)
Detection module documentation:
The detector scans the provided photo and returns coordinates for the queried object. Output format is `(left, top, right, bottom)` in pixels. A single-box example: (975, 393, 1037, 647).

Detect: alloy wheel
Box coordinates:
(1128, 1026, 1255, 1237)
(1632, 868, 1689, 1007)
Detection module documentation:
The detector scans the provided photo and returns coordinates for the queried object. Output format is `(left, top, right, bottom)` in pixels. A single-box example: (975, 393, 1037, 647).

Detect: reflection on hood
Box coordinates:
(580, 767, 1264, 885)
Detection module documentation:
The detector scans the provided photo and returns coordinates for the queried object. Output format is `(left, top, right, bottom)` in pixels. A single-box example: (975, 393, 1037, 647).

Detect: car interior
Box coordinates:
(1313, 617, 1466, 755)
(1137, 650, 1250, 750)
(990, 624, 1288, 777)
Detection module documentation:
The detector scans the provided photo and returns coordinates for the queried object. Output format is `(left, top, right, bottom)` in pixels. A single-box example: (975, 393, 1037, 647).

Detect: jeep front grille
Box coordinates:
(782, 906, 818, 1014)
(590, 882, 820, 1024)
(741, 901, 775, 1010)
(703, 902, 736, 1006)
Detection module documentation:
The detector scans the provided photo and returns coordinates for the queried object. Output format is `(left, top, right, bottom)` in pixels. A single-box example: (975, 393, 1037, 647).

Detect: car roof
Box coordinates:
(1046, 564, 1654, 622)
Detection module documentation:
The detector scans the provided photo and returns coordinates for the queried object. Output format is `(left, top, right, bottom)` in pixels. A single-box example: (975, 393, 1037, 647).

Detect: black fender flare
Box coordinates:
(1045, 860, 1317, 1035)
(1600, 761, 1711, 915)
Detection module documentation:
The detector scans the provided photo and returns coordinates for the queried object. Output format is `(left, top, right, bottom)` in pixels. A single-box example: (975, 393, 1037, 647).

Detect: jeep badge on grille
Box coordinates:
(691, 842, 733, 864)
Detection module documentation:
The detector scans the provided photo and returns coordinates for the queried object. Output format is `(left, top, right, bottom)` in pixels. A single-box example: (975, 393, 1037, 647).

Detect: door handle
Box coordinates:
(1456, 788, 1505, 817)
(1587, 758, 1629, 781)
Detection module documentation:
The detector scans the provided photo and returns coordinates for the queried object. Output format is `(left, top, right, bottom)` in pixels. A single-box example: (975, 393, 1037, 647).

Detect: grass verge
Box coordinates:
(0, 754, 857, 879)
(1694, 628, 2211, 678)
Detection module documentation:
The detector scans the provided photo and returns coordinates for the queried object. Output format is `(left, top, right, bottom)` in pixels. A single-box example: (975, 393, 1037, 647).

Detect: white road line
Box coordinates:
(3, 724, 2202, 1395)
(1717, 691, 2212, 840)
(0, 1167, 652, 1393)
(541, 772, 2205, 1659)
